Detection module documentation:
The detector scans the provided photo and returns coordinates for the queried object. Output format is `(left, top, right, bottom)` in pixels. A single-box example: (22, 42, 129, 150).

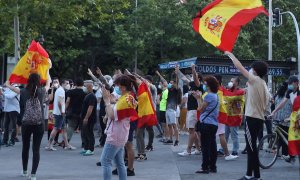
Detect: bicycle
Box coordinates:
(258, 120, 289, 169)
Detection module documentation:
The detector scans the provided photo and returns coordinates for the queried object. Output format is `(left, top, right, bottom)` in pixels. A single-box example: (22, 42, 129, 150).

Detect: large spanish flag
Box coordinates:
(116, 93, 138, 121)
(137, 82, 158, 128)
(192, 0, 268, 52)
(9, 40, 51, 84)
(288, 96, 300, 156)
(223, 88, 245, 126)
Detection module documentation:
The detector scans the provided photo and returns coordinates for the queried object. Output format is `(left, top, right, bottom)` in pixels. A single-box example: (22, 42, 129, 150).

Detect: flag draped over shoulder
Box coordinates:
(223, 88, 245, 126)
(9, 40, 51, 84)
(192, 0, 268, 52)
(288, 96, 300, 156)
(137, 82, 158, 128)
(218, 86, 227, 124)
(116, 94, 138, 122)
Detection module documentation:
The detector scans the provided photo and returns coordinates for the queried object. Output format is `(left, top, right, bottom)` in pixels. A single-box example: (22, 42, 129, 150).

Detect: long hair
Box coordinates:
(276, 82, 288, 98)
(204, 75, 219, 93)
(26, 73, 41, 97)
(114, 75, 138, 95)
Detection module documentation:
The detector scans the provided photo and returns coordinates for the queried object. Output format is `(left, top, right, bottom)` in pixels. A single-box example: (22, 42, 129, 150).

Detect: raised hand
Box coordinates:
(96, 67, 103, 76)
(87, 68, 93, 76)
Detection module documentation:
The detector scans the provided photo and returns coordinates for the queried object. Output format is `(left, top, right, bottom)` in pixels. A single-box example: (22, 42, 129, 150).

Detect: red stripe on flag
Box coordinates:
(117, 108, 138, 122)
(28, 41, 49, 58)
(288, 140, 300, 156)
(9, 74, 47, 84)
(217, 6, 268, 52)
(218, 111, 228, 124)
(226, 115, 243, 126)
(137, 114, 158, 128)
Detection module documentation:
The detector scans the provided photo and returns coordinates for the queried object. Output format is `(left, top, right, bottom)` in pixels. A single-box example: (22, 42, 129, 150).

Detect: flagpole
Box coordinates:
(134, 0, 138, 73)
(268, 0, 273, 92)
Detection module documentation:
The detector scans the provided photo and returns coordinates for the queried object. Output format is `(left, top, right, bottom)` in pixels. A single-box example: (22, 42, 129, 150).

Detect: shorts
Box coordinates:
(128, 121, 137, 142)
(54, 115, 65, 130)
(166, 109, 177, 125)
(186, 110, 198, 129)
(216, 123, 226, 135)
(159, 111, 166, 123)
(176, 106, 180, 118)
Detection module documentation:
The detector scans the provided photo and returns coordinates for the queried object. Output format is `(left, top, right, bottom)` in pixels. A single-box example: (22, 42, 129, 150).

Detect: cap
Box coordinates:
(288, 75, 299, 84)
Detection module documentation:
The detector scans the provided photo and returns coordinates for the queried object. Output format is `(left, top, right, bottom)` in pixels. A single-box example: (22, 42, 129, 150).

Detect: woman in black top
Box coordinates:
(6, 73, 51, 180)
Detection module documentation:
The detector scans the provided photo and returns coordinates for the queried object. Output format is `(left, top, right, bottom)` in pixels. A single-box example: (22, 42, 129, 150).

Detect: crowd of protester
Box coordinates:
(0, 52, 299, 180)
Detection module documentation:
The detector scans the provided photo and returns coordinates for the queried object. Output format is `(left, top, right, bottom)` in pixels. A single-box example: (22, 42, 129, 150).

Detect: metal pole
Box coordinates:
(281, 11, 300, 80)
(134, 0, 138, 73)
(268, 0, 273, 92)
(14, 16, 20, 62)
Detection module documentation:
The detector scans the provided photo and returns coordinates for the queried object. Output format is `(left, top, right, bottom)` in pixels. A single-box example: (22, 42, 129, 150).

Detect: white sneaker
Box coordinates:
(21, 170, 28, 177)
(45, 146, 57, 151)
(178, 150, 191, 156)
(65, 145, 76, 150)
(191, 149, 201, 155)
(225, 154, 238, 161)
(29, 175, 36, 180)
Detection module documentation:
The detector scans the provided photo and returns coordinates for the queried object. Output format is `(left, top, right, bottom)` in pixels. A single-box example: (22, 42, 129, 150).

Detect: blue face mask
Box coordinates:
(168, 83, 172, 89)
(288, 84, 294, 91)
(114, 86, 121, 95)
(202, 84, 207, 92)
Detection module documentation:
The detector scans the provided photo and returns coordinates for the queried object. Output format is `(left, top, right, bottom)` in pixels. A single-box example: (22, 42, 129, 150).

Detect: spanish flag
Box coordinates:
(116, 93, 138, 121)
(192, 0, 268, 52)
(9, 40, 51, 84)
(218, 86, 228, 124)
(288, 96, 300, 156)
(223, 88, 245, 126)
(137, 82, 158, 128)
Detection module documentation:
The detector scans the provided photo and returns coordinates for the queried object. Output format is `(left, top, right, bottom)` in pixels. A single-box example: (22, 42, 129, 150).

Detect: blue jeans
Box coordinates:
(100, 143, 127, 180)
(225, 126, 239, 153)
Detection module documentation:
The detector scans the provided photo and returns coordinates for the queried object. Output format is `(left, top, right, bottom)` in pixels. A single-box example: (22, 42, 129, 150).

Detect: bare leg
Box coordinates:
(125, 142, 134, 170)
(48, 128, 58, 147)
(168, 125, 173, 140)
(219, 134, 230, 156)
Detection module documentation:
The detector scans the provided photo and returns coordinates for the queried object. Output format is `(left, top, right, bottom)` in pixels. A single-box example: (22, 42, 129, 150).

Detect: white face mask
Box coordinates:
(65, 84, 71, 90)
(93, 86, 99, 90)
(53, 83, 59, 88)
(82, 87, 88, 93)
(158, 85, 162, 89)
(228, 82, 233, 88)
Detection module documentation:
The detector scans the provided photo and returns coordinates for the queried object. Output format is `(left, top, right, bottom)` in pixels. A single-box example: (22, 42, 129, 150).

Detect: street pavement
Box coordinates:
(0, 129, 299, 180)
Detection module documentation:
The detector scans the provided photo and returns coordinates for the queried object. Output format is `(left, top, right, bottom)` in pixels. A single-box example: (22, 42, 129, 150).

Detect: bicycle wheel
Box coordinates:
(258, 134, 279, 169)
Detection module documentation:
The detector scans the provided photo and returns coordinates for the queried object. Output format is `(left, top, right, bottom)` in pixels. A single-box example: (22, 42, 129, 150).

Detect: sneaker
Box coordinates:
(145, 145, 154, 152)
(174, 140, 179, 146)
(52, 142, 59, 147)
(241, 149, 247, 154)
(225, 154, 238, 161)
(191, 149, 201, 155)
(7, 140, 15, 146)
(127, 168, 135, 176)
(135, 154, 147, 161)
(29, 175, 37, 180)
(80, 150, 87, 155)
(195, 169, 209, 174)
(282, 155, 296, 164)
(178, 150, 191, 156)
(83, 150, 94, 156)
(163, 139, 173, 144)
(45, 146, 57, 151)
(21, 170, 28, 177)
(112, 168, 118, 175)
(65, 145, 76, 150)
(96, 162, 101, 166)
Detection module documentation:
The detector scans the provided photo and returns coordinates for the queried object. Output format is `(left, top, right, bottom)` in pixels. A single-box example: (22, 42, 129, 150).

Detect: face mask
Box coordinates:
(65, 84, 71, 90)
(167, 83, 172, 89)
(249, 68, 254, 75)
(83, 87, 88, 93)
(228, 82, 233, 89)
(158, 85, 162, 89)
(93, 86, 99, 90)
(53, 83, 59, 88)
(288, 84, 294, 91)
(114, 86, 121, 95)
(202, 84, 207, 92)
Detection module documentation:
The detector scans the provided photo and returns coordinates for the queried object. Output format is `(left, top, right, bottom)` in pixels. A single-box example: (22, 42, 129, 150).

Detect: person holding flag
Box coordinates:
(225, 51, 269, 180)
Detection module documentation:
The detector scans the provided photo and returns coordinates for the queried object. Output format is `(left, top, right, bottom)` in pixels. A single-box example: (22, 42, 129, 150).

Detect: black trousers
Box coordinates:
(245, 116, 264, 178)
(200, 123, 218, 171)
(22, 124, 44, 175)
(99, 116, 106, 146)
(82, 120, 96, 151)
(3, 111, 18, 143)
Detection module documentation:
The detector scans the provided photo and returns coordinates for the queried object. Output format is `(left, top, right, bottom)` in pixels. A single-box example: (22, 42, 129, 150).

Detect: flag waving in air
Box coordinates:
(9, 40, 51, 84)
(137, 82, 158, 128)
(192, 0, 268, 52)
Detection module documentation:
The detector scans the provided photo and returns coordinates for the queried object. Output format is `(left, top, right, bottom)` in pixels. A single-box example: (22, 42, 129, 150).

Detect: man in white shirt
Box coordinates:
(1, 84, 20, 146)
(46, 79, 76, 151)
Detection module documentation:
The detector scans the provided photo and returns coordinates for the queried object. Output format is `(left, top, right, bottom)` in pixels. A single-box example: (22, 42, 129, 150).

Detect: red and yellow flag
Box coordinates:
(9, 40, 51, 84)
(218, 86, 228, 124)
(116, 93, 138, 122)
(223, 88, 245, 126)
(288, 96, 300, 156)
(137, 82, 158, 128)
(192, 0, 268, 52)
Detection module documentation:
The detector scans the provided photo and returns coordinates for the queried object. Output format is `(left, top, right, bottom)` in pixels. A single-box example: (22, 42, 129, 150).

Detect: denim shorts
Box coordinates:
(54, 115, 65, 130)
(128, 121, 137, 142)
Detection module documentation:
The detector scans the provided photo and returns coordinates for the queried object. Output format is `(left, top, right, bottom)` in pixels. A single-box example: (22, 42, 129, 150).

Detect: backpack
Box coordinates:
(22, 87, 43, 125)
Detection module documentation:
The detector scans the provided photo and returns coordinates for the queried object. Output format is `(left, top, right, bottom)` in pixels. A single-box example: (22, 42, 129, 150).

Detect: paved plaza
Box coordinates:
(0, 130, 299, 180)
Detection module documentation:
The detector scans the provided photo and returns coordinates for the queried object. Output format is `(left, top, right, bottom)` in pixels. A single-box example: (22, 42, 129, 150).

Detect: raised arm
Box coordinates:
(225, 51, 250, 79)
(102, 87, 115, 121)
(191, 64, 200, 87)
(5, 81, 20, 94)
(45, 70, 52, 92)
(270, 98, 288, 118)
(175, 65, 190, 84)
(155, 71, 168, 87)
